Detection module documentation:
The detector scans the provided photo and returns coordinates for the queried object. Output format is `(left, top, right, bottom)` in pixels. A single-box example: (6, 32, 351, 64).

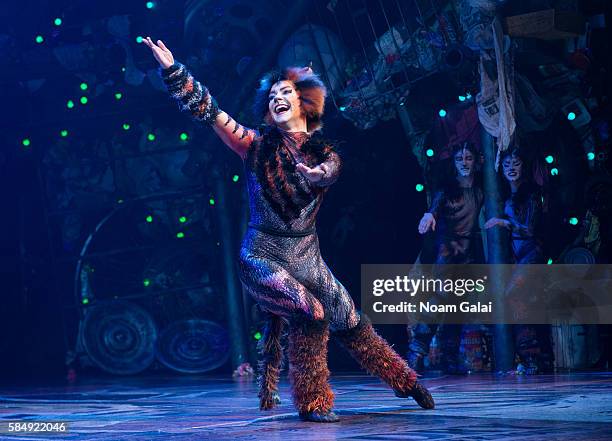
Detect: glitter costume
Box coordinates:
(161, 61, 433, 422)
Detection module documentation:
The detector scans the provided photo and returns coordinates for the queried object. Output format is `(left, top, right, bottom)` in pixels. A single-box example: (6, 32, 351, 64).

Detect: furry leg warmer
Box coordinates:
(258, 314, 284, 410)
(334, 314, 434, 409)
(287, 318, 336, 418)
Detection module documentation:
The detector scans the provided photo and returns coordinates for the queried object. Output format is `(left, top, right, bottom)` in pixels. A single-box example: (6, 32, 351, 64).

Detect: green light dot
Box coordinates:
(143, 278, 151, 287)
(145, 215, 153, 223)
(426, 148, 434, 157)
(136, 36, 143, 43)
(60, 130, 68, 137)
(209, 198, 215, 205)
(54, 18, 62, 26)
(232, 174, 239, 182)
(67, 100, 75, 109)
(545, 155, 554, 164)
(569, 217, 578, 225)
(179, 216, 187, 223)
(117, 198, 124, 204)
(147, 133, 156, 141)
(122, 123, 130, 130)
(80, 96, 88, 105)
(415, 183, 424, 192)
(254, 332, 262, 340)
(551, 168, 559, 176)
(82, 298, 89, 305)
(80, 82, 88, 91)
(458, 95, 466, 102)
(35, 35, 44, 44)
(567, 112, 576, 121)
(115, 92, 123, 100)
(176, 232, 185, 239)
(587, 152, 595, 160)
(179, 132, 188, 141)
(438, 109, 447, 117)
(146, 1, 155, 8)
(547, 258, 553, 265)
(22, 138, 31, 147)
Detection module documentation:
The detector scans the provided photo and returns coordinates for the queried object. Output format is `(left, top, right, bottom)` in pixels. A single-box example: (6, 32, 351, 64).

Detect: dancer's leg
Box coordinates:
(287, 317, 338, 422)
(334, 314, 435, 409)
(240, 255, 338, 420)
(407, 324, 439, 371)
(257, 313, 284, 410)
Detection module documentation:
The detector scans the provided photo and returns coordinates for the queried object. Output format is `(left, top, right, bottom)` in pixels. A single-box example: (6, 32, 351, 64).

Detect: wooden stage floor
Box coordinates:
(1, 372, 611, 440)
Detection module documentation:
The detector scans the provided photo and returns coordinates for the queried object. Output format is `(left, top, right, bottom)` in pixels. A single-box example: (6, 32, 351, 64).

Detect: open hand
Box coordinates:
(418, 213, 436, 234)
(142, 37, 174, 69)
(296, 162, 328, 183)
(484, 217, 511, 229)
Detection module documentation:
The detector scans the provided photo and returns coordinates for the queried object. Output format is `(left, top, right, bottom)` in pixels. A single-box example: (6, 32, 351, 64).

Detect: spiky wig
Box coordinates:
(253, 67, 327, 132)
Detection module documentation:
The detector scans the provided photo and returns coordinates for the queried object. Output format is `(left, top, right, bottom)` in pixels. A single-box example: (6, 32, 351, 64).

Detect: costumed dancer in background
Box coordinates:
(143, 37, 434, 423)
(485, 147, 553, 372)
(484, 147, 543, 264)
(408, 142, 485, 373)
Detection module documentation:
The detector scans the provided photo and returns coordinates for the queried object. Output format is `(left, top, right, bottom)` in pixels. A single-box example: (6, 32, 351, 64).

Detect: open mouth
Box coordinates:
(274, 102, 290, 115)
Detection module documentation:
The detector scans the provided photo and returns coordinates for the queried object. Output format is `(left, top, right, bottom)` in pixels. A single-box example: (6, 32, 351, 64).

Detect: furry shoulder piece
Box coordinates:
(253, 67, 327, 132)
(247, 125, 341, 225)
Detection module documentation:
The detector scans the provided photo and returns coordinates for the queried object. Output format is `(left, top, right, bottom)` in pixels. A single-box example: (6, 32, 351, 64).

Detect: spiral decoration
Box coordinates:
(82, 301, 157, 375)
(156, 319, 230, 373)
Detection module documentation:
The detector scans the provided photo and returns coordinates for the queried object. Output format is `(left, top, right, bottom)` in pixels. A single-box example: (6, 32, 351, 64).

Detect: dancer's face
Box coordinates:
(502, 154, 523, 182)
(268, 80, 303, 127)
(454, 148, 475, 177)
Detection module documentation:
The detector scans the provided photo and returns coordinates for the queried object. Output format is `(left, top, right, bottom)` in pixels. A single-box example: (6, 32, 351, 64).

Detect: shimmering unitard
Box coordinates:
(161, 62, 359, 331)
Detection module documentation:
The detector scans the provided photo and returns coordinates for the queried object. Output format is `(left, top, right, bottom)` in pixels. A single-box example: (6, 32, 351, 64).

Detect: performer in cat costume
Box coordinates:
(144, 36, 434, 423)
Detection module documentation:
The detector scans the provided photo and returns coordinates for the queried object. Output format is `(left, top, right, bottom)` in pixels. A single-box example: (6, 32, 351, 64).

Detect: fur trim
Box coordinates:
(258, 315, 285, 410)
(253, 67, 327, 132)
(287, 319, 334, 414)
(334, 314, 417, 393)
(248, 126, 339, 225)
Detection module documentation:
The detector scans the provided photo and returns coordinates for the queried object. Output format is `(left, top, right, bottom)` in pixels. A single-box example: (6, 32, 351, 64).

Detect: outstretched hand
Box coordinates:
(484, 217, 511, 229)
(296, 162, 328, 184)
(142, 37, 174, 69)
(418, 213, 436, 234)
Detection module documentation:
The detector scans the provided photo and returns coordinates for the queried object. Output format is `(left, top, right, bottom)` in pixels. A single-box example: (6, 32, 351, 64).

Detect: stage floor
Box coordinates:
(1, 372, 611, 440)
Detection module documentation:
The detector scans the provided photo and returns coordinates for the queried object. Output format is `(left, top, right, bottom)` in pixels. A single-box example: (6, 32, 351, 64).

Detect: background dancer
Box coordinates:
(409, 142, 484, 373)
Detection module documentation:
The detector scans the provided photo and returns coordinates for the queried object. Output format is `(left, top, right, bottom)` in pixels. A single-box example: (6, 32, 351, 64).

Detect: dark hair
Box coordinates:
(252, 67, 327, 132)
(438, 142, 481, 200)
(499, 147, 540, 206)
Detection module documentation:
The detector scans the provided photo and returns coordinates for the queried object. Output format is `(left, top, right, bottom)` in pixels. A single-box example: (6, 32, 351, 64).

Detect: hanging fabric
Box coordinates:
(476, 17, 516, 169)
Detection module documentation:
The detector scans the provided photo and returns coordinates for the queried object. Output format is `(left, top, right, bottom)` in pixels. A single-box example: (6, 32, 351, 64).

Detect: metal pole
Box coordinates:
(214, 174, 248, 368)
(481, 129, 514, 371)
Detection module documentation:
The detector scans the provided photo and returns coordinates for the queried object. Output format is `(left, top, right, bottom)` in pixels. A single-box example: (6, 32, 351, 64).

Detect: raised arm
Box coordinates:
(143, 37, 256, 159)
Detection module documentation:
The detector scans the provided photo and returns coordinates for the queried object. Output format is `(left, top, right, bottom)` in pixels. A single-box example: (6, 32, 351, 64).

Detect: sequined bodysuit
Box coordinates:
(161, 62, 359, 331)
